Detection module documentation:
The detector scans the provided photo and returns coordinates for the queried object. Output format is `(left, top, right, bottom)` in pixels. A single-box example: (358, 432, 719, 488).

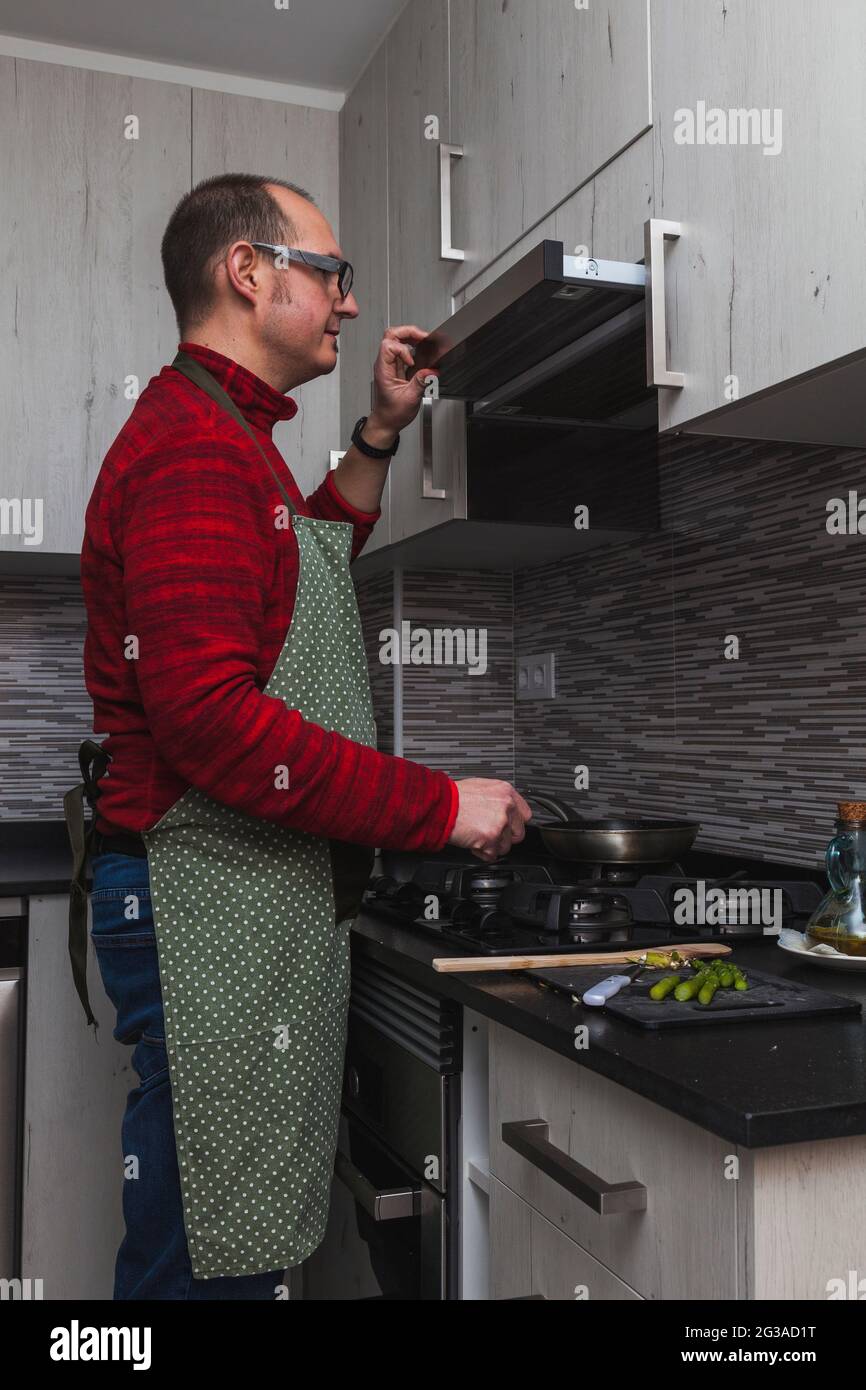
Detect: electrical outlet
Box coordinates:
(516, 652, 556, 701)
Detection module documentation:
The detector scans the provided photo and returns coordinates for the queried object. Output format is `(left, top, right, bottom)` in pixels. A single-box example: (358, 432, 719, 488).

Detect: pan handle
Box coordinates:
(523, 789, 583, 825)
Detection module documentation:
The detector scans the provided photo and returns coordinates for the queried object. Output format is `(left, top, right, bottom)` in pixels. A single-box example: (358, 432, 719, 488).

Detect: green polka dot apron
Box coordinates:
(141, 352, 376, 1279)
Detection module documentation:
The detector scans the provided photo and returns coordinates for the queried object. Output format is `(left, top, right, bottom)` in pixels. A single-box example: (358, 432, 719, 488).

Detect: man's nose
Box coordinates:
(336, 291, 360, 319)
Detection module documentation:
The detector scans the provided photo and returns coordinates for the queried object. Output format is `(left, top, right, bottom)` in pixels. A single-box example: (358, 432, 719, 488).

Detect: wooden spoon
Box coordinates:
(432, 942, 732, 973)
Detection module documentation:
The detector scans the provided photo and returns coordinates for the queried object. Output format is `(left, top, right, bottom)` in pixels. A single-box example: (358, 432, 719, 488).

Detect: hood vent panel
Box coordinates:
(414, 241, 652, 425)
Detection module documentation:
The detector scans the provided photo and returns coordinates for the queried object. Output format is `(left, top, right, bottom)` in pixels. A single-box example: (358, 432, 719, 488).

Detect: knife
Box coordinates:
(582, 962, 647, 1008)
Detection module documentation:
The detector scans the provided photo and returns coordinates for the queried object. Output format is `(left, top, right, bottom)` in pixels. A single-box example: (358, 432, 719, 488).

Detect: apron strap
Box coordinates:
(171, 352, 299, 516)
(63, 739, 112, 1027)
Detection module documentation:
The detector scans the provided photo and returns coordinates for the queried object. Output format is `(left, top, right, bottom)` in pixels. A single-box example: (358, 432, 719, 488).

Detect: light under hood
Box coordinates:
(413, 240, 654, 429)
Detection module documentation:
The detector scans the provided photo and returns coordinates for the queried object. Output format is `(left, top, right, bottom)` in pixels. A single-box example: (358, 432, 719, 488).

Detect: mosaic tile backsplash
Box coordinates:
(355, 570, 396, 757)
(1, 578, 92, 821)
(358, 436, 866, 870)
(399, 570, 514, 784)
(4, 432, 866, 874)
(514, 434, 866, 869)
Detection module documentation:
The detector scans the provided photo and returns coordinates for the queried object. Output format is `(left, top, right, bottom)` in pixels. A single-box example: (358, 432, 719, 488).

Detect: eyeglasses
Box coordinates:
(250, 242, 354, 299)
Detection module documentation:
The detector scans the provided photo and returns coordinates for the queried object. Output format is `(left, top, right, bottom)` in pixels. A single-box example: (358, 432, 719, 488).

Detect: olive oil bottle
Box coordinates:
(806, 802, 866, 955)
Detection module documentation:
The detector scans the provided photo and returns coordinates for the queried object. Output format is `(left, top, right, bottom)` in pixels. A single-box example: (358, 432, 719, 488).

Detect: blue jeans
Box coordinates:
(91, 852, 286, 1300)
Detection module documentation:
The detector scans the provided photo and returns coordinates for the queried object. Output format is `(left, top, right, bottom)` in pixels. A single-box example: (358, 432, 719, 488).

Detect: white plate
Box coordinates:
(777, 935, 866, 972)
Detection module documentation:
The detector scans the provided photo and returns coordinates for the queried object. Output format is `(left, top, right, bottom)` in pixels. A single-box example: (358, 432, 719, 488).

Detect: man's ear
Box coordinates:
(224, 242, 261, 309)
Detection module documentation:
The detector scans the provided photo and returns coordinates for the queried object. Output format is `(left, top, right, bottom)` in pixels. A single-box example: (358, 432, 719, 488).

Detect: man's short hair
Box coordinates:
(161, 173, 316, 335)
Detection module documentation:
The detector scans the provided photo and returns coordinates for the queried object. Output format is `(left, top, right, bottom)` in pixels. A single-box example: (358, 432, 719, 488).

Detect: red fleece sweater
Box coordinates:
(81, 342, 459, 851)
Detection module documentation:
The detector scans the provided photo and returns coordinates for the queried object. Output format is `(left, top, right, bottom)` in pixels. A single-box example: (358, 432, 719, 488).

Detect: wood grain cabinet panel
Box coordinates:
(454, 130, 653, 310)
(449, 0, 652, 279)
(739, 1138, 866, 1300)
(490, 1176, 643, 1302)
(22, 896, 133, 1299)
(0, 57, 190, 563)
(488, 1022, 738, 1300)
(386, 0, 467, 544)
(651, 0, 866, 438)
(338, 48, 392, 553)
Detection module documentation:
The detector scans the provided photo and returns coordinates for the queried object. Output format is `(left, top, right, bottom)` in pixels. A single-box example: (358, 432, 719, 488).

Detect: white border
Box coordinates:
(0, 32, 344, 109)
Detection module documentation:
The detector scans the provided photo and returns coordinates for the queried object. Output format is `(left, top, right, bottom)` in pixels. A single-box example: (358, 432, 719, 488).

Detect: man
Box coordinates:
(71, 172, 530, 1301)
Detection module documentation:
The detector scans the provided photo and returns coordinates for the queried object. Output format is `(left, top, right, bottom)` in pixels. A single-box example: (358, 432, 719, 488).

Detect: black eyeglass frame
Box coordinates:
(249, 242, 354, 298)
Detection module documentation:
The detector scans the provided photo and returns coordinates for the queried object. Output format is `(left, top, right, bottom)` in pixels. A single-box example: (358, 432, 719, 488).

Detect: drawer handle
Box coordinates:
(501, 1119, 647, 1216)
(644, 217, 684, 390)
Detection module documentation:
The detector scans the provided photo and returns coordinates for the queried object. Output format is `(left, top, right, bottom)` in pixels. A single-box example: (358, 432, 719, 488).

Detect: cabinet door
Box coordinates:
(0, 58, 189, 564)
(23, 896, 133, 1299)
(490, 1177, 642, 1302)
(489, 1022, 738, 1300)
(450, 0, 652, 279)
(387, 0, 467, 544)
(192, 88, 340, 501)
(454, 130, 653, 310)
(652, 0, 866, 436)
(339, 48, 392, 554)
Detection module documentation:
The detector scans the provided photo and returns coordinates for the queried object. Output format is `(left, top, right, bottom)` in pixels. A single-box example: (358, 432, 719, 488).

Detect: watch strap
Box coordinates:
(352, 416, 399, 459)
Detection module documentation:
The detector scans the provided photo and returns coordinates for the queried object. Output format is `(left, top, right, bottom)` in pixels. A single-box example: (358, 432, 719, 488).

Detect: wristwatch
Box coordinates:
(351, 416, 400, 459)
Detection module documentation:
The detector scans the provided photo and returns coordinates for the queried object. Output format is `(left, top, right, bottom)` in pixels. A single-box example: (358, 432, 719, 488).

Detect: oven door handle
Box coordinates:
(334, 1150, 422, 1221)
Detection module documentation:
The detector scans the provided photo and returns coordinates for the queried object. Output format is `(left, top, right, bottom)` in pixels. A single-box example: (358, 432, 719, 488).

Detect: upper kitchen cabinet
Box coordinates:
(452, 130, 653, 309)
(0, 57, 189, 570)
(388, 0, 461, 336)
(339, 47, 392, 554)
(387, 0, 467, 544)
(449, 0, 652, 281)
(651, 0, 866, 445)
(192, 89, 340, 497)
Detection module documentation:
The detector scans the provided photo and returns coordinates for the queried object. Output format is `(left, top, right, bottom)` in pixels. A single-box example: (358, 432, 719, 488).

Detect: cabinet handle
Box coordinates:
(421, 394, 447, 499)
(501, 1119, 647, 1215)
(440, 144, 465, 262)
(644, 218, 684, 389)
(333, 1150, 420, 1221)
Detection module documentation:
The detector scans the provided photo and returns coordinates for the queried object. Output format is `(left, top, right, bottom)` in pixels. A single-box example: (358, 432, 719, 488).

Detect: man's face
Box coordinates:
(256, 186, 359, 387)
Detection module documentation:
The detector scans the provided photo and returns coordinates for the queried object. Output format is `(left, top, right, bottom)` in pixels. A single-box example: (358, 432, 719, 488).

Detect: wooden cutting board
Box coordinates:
(432, 942, 732, 973)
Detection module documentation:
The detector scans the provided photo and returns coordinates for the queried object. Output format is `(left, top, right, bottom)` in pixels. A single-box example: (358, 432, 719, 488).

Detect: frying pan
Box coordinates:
(525, 790, 700, 864)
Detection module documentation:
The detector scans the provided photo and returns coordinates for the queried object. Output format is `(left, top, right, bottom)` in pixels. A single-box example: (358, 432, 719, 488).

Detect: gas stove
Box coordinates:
(362, 856, 825, 956)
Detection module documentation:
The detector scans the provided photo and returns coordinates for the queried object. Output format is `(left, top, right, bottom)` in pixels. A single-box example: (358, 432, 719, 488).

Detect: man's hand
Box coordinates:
(448, 780, 533, 864)
(368, 324, 439, 440)
(332, 323, 439, 514)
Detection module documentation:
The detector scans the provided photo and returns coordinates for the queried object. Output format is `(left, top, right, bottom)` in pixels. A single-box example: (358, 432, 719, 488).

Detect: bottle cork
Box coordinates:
(838, 801, 866, 824)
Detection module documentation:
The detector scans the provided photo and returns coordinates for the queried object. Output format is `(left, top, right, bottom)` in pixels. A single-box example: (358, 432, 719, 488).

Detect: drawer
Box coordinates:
(489, 1023, 737, 1300)
(490, 1176, 642, 1302)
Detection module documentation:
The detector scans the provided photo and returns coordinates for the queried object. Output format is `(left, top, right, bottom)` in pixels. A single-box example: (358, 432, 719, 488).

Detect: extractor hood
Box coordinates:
(413, 240, 655, 429)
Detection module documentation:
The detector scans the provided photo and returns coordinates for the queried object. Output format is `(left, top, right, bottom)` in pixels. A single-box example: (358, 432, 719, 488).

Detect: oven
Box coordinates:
(301, 950, 462, 1300)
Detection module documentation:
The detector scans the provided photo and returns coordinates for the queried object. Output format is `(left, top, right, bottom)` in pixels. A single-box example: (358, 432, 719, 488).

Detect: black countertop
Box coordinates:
(0, 821, 80, 895)
(7, 820, 866, 1151)
(350, 911, 866, 1151)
